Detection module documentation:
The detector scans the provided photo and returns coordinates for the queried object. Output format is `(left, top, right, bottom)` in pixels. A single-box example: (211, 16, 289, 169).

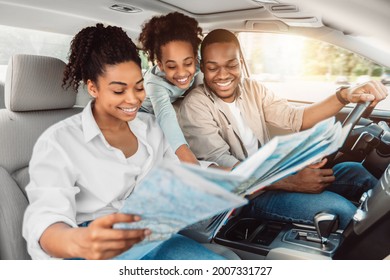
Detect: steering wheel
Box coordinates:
(325, 101, 372, 167)
(341, 101, 372, 131)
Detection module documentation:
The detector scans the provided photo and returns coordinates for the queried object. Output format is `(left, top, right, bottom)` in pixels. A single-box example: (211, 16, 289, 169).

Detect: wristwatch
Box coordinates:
(335, 85, 350, 105)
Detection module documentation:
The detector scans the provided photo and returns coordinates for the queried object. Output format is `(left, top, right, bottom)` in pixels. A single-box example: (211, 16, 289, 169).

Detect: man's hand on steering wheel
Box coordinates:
(326, 80, 388, 168)
(340, 80, 388, 107)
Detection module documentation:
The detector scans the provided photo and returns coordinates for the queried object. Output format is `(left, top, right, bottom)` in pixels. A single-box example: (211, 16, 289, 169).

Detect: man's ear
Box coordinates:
(87, 80, 97, 98)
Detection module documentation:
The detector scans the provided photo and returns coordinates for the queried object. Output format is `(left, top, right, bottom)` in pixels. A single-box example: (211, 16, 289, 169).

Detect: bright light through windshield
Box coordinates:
(239, 32, 390, 110)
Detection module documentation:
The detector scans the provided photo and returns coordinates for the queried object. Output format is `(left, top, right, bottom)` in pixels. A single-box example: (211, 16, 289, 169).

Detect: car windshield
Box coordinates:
(239, 32, 390, 110)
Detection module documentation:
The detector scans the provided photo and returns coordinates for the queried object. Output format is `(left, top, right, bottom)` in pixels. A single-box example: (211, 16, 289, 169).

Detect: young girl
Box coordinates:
(22, 23, 225, 260)
(138, 12, 202, 164)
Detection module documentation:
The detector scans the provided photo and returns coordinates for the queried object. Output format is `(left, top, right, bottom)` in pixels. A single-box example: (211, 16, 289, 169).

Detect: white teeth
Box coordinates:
(177, 77, 189, 83)
(217, 80, 232, 87)
(120, 107, 137, 113)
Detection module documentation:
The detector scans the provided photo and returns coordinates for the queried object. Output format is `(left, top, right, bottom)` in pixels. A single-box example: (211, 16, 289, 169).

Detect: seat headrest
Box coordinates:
(5, 54, 76, 112)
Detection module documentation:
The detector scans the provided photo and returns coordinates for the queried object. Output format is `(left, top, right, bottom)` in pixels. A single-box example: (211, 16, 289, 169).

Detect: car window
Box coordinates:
(0, 25, 151, 83)
(238, 32, 390, 111)
(0, 25, 73, 83)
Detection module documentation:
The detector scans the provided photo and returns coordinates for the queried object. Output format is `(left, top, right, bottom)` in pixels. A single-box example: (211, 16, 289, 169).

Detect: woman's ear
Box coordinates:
(87, 80, 97, 98)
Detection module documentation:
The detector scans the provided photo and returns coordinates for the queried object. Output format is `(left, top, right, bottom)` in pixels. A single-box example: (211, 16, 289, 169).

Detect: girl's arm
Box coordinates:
(147, 83, 199, 164)
(175, 144, 199, 164)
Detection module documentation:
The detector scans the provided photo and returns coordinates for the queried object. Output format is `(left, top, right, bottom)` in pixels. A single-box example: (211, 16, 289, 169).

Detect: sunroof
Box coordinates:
(159, 0, 262, 15)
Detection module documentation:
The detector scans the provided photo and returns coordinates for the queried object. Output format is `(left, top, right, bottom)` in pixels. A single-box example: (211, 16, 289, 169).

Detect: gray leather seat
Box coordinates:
(0, 54, 81, 259)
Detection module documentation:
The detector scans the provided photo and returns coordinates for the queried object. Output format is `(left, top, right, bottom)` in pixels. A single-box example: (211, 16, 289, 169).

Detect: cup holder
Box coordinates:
(225, 218, 263, 241)
(223, 218, 285, 246)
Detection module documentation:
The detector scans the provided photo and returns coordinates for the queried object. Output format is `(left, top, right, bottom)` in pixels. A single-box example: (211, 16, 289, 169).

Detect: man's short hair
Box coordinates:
(200, 29, 241, 59)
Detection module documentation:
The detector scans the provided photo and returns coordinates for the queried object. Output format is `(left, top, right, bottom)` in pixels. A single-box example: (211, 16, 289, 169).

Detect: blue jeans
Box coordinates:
(139, 234, 226, 260)
(245, 162, 377, 229)
(76, 222, 226, 260)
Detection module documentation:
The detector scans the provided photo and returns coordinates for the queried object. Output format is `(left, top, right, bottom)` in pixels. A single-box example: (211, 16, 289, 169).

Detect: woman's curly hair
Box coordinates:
(63, 23, 141, 92)
(138, 12, 203, 63)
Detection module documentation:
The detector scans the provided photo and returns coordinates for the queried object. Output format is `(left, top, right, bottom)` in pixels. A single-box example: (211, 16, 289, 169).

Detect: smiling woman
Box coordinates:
(22, 23, 227, 260)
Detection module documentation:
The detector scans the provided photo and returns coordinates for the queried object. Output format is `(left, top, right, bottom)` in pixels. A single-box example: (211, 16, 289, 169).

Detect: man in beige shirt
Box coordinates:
(178, 29, 388, 229)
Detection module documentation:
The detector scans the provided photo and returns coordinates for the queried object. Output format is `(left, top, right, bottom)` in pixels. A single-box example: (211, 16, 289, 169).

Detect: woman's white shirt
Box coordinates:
(22, 101, 179, 259)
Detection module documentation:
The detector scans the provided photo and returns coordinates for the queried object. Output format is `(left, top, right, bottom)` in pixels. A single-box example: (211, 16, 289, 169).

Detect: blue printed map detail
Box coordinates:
(117, 164, 247, 244)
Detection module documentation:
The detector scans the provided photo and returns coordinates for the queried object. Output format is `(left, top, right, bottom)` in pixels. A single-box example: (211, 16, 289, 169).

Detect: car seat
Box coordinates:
(0, 54, 82, 259)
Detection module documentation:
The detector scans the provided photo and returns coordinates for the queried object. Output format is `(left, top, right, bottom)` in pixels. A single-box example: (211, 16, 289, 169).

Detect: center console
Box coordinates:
(181, 165, 390, 260)
(213, 164, 390, 260)
(213, 216, 342, 259)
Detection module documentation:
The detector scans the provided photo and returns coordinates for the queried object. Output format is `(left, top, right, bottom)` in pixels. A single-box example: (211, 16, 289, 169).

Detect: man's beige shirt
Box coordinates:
(178, 78, 305, 167)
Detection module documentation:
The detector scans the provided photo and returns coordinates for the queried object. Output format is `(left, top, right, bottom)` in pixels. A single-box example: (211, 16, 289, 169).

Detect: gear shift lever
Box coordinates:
(314, 212, 339, 245)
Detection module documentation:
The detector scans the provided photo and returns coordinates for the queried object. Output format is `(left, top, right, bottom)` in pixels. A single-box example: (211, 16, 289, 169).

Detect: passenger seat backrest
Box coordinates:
(0, 54, 82, 259)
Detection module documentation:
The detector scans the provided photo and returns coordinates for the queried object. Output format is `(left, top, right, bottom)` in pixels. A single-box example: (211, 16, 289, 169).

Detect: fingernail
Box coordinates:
(134, 216, 141, 221)
(144, 229, 151, 236)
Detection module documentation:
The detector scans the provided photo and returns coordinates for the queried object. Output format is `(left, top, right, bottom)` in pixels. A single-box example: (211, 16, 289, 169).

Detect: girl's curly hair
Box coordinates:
(138, 12, 203, 63)
(62, 23, 141, 92)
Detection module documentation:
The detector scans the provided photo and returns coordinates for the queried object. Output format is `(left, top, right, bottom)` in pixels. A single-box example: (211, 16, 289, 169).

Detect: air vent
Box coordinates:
(271, 4, 298, 12)
(109, 4, 142, 13)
